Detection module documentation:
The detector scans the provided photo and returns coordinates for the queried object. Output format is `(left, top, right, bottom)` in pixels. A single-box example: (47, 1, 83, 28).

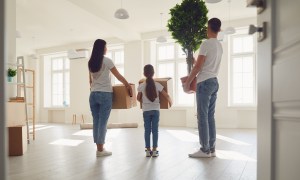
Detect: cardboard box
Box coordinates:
(112, 84, 137, 109)
(8, 126, 27, 156)
(138, 77, 173, 109)
(6, 102, 26, 127)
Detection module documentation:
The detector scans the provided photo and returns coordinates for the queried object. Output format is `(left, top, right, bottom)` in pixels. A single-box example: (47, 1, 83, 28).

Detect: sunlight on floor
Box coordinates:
(29, 124, 54, 133)
(72, 129, 121, 138)
(73, 130, 93, 136)
(216, 150, 256, 162)
(216, 134, 251, 146)
(167, 130, 252, 147)
(49, 139, 84, 147)
(106, 129, 121, 138)
(166, 130, 198, 142)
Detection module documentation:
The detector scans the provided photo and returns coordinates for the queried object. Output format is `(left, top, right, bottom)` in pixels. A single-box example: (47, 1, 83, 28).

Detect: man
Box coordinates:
(184, 18, 223, 158)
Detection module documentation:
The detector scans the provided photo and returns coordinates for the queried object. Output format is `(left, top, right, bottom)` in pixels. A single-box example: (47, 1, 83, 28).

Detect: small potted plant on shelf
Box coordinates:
(7, 68, 17, 82)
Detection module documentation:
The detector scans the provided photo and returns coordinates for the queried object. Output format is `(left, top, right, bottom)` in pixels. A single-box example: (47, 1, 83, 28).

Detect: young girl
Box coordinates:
(137, 64, 172, 157)
(89, 39, 132, 157)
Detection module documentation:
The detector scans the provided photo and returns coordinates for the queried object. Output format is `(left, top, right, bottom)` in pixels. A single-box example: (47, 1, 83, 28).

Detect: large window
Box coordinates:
(156, 43, 194, 106)
(229, 28, 257, 107)
(44, 53, 70, 107)
(106, 47, 124, 84)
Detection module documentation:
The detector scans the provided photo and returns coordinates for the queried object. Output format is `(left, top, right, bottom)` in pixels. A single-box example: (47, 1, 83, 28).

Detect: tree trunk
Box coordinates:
(186, 48, 193, 74)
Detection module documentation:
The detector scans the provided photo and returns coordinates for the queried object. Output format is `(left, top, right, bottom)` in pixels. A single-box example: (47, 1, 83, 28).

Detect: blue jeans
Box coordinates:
(143, 110, 160, 148)
(89, 91, 112, 144)
(196, 77, 219, 153)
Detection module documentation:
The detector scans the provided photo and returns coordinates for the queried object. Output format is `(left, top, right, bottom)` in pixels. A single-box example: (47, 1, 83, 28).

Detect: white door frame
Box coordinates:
(0, 0, 7, 179)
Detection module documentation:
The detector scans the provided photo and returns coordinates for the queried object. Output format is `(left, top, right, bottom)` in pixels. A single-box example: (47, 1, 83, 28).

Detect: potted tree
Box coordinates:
(7, 68, 17, 82)
(167, 0, 208, 74)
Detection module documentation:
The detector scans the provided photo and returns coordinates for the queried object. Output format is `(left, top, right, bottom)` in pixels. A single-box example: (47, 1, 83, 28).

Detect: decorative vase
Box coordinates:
(7, 76, 13, 82)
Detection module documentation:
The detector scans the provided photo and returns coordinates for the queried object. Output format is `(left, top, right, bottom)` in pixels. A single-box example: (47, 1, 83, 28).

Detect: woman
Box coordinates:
(89, 39, 132, 157)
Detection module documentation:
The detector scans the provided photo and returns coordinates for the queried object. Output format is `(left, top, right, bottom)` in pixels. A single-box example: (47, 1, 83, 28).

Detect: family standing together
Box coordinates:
(88, 18, 223, 158)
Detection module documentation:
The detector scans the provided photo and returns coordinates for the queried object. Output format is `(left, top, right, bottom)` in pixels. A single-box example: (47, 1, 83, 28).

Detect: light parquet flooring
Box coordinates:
(8, 124, 257, 180)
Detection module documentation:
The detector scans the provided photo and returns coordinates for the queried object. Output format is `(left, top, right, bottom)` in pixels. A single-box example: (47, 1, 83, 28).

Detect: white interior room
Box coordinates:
(14, 0, 257, 128)
(5, 0, 261, 179)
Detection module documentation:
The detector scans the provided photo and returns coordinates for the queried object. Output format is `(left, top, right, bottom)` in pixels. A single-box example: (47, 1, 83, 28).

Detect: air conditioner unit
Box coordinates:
(67, 49, 89, 60)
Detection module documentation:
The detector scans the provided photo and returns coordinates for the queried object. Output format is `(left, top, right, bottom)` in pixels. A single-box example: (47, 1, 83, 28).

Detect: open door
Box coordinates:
(255, 0, 300, 179)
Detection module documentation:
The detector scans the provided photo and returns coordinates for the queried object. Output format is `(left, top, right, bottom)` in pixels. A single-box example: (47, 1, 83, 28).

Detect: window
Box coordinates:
(106, 47, 124, 84)
(44, 53, 70, 107)
(229, 28, 257, 107)
(156, 43, 194, 106)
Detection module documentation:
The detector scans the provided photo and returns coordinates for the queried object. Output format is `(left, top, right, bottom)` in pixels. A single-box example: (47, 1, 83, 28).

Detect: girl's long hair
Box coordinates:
(88, 39, 106, 73)
(144, 64, 157, 102)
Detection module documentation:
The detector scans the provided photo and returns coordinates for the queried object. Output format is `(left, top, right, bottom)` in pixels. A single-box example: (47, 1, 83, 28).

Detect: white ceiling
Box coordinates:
(16, 0, 256, 55)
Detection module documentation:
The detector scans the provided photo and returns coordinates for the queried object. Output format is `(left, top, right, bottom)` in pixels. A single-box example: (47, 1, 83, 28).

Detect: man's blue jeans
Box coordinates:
(143, 110, 160, 148)
(89, 91, 112, 144)
(196, 77, 219, 153)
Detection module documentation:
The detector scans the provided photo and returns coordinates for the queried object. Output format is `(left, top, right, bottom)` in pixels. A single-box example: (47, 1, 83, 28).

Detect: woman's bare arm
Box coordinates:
(110, 67, 133, 97)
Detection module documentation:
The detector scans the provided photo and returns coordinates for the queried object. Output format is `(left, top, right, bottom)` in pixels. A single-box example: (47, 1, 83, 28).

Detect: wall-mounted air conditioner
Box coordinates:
(67, 49, 90, 60)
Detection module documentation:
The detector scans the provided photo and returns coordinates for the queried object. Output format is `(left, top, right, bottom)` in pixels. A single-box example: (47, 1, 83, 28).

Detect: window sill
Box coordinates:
(227, 106, 257, 111)
(166, 106, 194, 110)
(44, 107, 69, 110)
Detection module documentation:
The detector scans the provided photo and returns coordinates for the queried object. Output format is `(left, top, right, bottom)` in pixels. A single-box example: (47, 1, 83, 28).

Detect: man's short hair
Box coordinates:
(208, 18, 221, 33)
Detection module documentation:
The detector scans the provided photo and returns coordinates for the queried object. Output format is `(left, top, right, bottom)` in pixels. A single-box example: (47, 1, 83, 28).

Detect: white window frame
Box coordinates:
(50, 55, 70, 107)
(106, 46, 124, 85)
(228, 27, 257, 108)
(156, 42, 194, 107)
(43, 52, 70, 108)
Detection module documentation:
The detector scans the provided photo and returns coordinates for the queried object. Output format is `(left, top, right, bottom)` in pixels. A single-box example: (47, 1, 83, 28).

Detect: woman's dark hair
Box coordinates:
(88, 39, 106, 73)
(144, 64, 157, 102)
(208, 18, 221, 33)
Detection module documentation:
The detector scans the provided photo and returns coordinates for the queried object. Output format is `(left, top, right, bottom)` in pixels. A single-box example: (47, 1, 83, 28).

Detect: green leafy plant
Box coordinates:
(167, 0, 208, 74)
(7, 68, 17, 77)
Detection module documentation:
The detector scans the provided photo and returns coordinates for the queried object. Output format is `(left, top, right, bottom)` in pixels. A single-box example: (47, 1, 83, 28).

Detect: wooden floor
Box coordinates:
(8, 124, 257, 180)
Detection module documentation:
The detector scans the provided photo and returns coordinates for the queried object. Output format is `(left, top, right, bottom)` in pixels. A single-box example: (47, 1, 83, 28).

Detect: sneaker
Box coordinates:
(188, 149, 211, 158)
(145, 150, 152, 157)
(211, 151, 216, 157)
(152, 150, 159, 157)
(96, 149, 112, 157)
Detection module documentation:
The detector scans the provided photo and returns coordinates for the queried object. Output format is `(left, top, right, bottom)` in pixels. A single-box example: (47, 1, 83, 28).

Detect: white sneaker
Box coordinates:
(145, 150, 152, 157)
(96, 149, 112, 157)
(211, 151, 216, 157)
(188, 149, 211, 158)
(152, 150, 159, 157)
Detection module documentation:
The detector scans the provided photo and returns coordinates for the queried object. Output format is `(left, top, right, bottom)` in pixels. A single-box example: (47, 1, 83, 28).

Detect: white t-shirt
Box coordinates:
(196, 38, 223, 83)
(90, 57, 115, 92)
(137, 81, 164, 112)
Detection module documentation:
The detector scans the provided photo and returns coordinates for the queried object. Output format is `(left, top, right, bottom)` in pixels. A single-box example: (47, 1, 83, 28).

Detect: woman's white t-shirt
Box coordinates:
(90, 57, 115, 92)
(138, 81, 164, 112)
(197, 38, 223, 83)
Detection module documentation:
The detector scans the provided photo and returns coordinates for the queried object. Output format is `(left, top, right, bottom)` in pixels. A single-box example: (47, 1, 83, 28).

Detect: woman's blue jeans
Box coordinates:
(196, 77, 219, 153)
(89, 91, 112, 144)
(143, 110, 160, 148)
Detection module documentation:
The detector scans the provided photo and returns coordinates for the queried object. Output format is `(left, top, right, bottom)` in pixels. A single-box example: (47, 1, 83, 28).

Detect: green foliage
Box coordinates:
(167, 0, 208, 73)
(7, 68, 17, 77)
(168, 0, 208, 52)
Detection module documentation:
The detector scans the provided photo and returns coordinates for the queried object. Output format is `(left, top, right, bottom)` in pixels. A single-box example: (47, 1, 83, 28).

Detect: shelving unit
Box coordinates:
(7, 56, 30, 144)
(18, 69, 36, 140)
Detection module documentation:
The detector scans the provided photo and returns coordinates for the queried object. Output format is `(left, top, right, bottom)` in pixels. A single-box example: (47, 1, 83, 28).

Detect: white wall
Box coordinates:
(5, 0, 16, 101)
(30, 17, 257, 128)
(216, 17, 257, 128)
